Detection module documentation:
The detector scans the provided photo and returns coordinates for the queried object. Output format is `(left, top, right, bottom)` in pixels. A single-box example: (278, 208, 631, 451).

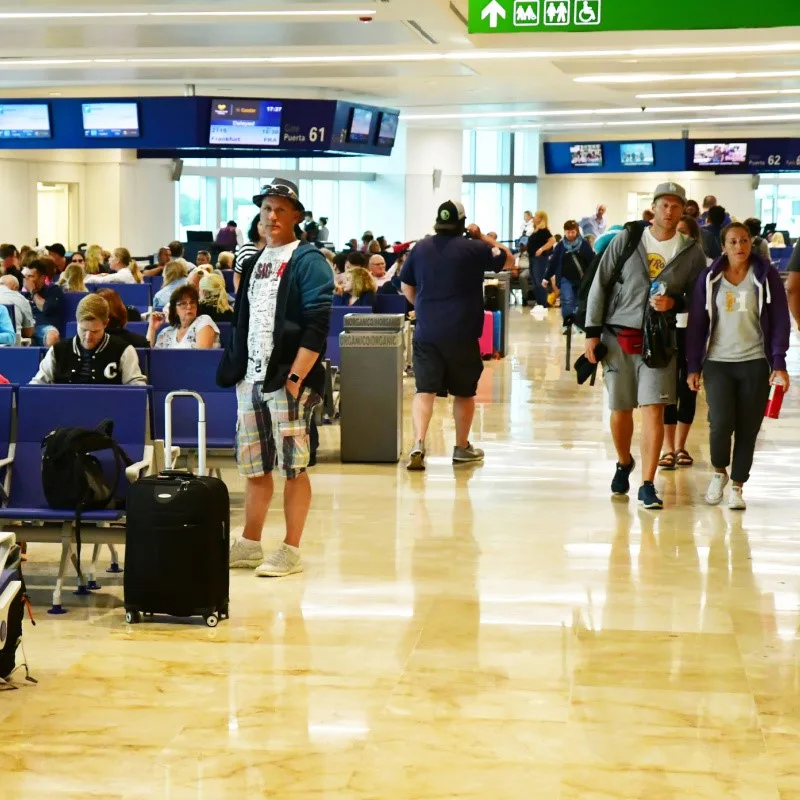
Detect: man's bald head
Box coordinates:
(0, 274, 19, 291)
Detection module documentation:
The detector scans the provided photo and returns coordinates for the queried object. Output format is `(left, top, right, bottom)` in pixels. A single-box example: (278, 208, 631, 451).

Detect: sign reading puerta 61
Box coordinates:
(468, 0, 800, 33)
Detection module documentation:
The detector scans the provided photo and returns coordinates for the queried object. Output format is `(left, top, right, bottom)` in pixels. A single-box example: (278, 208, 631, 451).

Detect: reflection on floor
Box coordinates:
(3, 308, 800, 799)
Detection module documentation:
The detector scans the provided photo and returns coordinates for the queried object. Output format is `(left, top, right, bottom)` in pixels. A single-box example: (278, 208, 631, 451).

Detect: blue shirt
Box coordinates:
(0, 304, 14, 345)
(400, 235, 505, 342)
(579, 214, 607, 238)
(29, 283, 64, 328)
(153, 277, 188, 311)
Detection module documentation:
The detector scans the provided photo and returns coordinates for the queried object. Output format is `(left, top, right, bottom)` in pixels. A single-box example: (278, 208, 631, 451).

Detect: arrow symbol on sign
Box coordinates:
(481, 0, 507, 28)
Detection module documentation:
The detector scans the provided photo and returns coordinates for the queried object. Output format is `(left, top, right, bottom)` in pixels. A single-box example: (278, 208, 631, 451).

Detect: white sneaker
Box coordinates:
(255, 543, 303, 578)
(728, 486, 747, 510)
(229, 537, 263, 568)
(705, 473, 729, 506)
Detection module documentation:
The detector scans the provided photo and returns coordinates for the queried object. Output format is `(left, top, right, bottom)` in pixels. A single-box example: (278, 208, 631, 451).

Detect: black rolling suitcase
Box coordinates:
(124, 391, 230, 628)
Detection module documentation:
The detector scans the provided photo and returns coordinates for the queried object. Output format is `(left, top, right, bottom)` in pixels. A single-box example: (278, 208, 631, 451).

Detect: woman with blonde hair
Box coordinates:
(84, 247, 142, 284)
(84, 244, 105, 275)
(59, 263, 87, 293)
(199, 272, 234, 322)
(529, 210, 557, 308)
(153, 260, 189, 310)
(337, 266, 377, 308)
(216, 251, 235, 271)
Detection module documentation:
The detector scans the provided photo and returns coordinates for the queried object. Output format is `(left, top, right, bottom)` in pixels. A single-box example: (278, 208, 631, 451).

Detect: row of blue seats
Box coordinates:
(142, 270, 236, 295)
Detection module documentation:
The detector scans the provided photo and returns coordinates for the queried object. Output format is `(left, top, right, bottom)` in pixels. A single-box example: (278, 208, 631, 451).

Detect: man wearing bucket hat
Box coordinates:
(583, 182, 706, 510)
(399, 200, 513, 472)
(218, 178, 334, 577)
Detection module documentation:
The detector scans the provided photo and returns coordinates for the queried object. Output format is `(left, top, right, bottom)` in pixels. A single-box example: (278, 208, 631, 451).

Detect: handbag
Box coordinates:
(642, 307, 676, 369)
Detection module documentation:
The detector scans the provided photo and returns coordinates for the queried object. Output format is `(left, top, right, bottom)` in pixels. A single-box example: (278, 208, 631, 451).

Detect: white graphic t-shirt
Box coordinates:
(643, 227, 685, 280)
(245, 240, 300, 383)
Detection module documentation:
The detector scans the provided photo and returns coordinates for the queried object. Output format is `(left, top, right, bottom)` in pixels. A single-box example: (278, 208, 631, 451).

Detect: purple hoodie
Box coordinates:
(686, 254, 790, 374)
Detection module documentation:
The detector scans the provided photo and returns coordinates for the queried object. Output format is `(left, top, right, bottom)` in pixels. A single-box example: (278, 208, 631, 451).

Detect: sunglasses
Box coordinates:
(262, 183, 298, 201)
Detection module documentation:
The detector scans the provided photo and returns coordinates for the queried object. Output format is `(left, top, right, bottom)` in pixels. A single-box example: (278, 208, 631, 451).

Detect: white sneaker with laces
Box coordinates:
(728, 486, 747, 510)
(229, 537, 263, 568)
(705, 473, 729, 506)
(255, 543, 303, 578)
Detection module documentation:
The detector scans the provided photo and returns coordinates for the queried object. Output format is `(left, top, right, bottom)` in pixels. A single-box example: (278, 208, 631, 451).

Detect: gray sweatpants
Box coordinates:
(703, 359, 770, 484)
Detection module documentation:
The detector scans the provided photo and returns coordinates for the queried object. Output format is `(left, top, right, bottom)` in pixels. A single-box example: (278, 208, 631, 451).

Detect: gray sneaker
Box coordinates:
(407, 441, 426, 471)
(255, 543, 303, 578)
(452, 443, 485, 464)
(229, 536, 263, 569)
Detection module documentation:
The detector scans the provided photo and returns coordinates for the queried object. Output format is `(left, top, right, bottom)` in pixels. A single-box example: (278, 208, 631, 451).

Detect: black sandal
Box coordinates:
(676, 450, 694, 467)
(658, 452, 677, 470)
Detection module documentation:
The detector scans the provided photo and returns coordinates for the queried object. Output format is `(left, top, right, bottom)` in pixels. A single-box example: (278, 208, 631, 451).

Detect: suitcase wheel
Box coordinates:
(125, 610, 141, 624)
(220, 604, 229, 620)
(204, 613, 219, 628)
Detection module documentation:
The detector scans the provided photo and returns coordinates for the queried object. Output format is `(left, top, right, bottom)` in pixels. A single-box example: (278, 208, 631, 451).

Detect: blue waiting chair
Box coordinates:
(223, 271, 235, 294)
(0, 385, 153, 611)
(149, 350, 236, 469)
(0, 348, 44, 384)
(375, 294, 408, 316)
(89, 283, 151, 313)
(60, 292, 88, 337)
(2, 304, 15, 334)
(149, 275, 164, 294)
(329, 305, 372, 336)
(0, 383, 14, 482)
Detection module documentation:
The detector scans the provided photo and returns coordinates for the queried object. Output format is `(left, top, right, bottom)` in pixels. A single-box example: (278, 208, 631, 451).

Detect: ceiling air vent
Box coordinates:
(405, 19, 439, 45)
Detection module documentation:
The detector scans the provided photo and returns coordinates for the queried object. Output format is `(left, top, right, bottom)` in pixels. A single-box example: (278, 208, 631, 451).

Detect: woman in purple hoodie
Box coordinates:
(687, 221, 790, 510)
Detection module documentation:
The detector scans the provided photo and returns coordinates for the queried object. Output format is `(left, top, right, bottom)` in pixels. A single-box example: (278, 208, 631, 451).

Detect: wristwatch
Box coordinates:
(288, 372, 302, 384)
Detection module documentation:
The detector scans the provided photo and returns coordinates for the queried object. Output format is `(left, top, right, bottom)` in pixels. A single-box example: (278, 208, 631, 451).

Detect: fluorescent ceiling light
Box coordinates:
(498, 113, 800, 131)
(636, 89, 800, 100)
(0, 8, 377, 20)
(576, 69, 800, 84)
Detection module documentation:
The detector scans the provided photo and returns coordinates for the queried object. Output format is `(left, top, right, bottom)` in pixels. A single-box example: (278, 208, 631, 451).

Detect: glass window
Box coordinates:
(514, 131, 540, 177)
(473, 131, 511, 175)
(462, 183, 511, 242)
(462, 131, 475, 175)
(756, 181, 800, 238)
(177, 175, 217, 240)
(512, 184, 538, 237)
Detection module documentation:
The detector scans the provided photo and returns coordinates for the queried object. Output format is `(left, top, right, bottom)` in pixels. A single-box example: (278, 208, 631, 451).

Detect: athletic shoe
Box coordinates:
(561, 324, 570, 335)
(638, 482, 664, 510)
(407, 441, 426, 471)
(728, 486, 747, 510)
(255, 543, 303, 578)
(705, 473, 729, 506)
(453, 443, 485, 464)
(229, 536, 264, 568)
(611, 457, 636, 495)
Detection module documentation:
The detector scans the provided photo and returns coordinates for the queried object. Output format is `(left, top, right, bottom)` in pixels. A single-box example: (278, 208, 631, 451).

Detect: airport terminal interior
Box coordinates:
(4, 1, 800, 797)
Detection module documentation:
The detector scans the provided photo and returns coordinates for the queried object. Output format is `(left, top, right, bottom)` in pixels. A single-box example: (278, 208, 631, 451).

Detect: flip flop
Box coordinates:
(658, 452, 677, 470)
(676, 450, 694, 467)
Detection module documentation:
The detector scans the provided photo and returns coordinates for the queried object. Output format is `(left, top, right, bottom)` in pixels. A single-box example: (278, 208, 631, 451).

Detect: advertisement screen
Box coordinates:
(82, 102, 140, 138)
(209, 99, 283, 147)
(0, 104, 51, 138)
(375, 112, 399, 147)
(620, 142, 654, 166)
(693, 142, 748, 166)
(346, 108, 374, 144)
(570, 143, 603, 167)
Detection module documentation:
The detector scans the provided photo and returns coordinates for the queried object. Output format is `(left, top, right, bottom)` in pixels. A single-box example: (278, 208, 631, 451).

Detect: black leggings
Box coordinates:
(664, 328, 697, 426)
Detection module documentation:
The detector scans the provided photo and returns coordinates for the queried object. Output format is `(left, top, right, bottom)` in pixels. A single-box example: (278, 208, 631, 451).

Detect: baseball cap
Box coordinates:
(434, 200, 467, 232)
(653, 182, 687, 204)
(252, 178, 305, 213)
(46, 243, 66, 258)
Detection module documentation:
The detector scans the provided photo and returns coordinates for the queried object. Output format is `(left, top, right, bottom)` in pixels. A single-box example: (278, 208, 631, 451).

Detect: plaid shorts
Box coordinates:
(235, 381, 321, 479)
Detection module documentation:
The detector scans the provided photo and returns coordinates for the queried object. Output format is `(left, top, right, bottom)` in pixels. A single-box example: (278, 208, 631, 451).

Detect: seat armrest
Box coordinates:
(125, 445, 155, 482)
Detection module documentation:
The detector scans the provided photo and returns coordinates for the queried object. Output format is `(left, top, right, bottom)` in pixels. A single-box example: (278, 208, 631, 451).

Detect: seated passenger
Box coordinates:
(188, 264, 214, 291)
(84, 247, 143, 285)
(149, 285, 220, 349)
(217, 251, 235, 271)
(199, 273, 235, 323)
(23, 259, 62, 347)
(152, 260, 188, 311)
(95, 288, 150, 348)
(770, 232, 787, 249)
(0, 304, 14, 345)
(336, 267, 377, 308)
(142, 246, 170, 278)
(31, 294, 146, 385)
(368, 254, 395, 288)
(59, 263, 87, 293)
(196, 250, 213, 267)
(0, 275, 34, 340)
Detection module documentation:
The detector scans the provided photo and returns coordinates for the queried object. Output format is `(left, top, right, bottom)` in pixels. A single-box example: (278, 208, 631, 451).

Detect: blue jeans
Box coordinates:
(560, 279, 578, 321)
(532, 256, 550, 307)
(32, 323, 58, 346)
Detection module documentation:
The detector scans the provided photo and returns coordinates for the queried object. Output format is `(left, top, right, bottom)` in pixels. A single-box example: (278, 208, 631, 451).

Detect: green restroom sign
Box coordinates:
(469, 0, 800, 33)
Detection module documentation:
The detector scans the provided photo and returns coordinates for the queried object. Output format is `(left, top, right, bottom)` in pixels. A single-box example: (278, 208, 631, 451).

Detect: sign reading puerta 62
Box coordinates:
(468, 0, 800, 33)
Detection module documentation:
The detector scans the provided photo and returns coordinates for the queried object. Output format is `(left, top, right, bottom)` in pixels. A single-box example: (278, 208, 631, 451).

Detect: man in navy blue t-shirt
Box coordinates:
(400, 200, 512, 471)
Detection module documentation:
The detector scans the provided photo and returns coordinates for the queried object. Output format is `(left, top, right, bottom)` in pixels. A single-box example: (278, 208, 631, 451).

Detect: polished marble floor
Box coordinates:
(4, 308, 800, 798)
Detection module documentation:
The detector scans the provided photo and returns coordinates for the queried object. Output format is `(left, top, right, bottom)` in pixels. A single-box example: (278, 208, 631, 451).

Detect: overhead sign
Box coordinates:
(469, 0, 800, 33)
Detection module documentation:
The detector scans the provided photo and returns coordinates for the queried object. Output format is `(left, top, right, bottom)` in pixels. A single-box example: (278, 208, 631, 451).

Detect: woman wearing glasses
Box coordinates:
(148, 284, 220, 349)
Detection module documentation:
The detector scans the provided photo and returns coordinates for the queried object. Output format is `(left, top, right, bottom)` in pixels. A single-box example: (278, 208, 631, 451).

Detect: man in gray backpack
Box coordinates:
(584, 182, 706, 510)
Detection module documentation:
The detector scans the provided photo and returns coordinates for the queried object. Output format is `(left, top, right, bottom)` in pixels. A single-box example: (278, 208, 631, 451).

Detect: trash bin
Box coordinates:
(339, 313, 405, 463)
(485, 270, 511, 356)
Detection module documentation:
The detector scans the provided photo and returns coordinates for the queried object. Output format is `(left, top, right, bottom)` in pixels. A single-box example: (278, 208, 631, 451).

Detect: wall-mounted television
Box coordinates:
(0, 104, 51, 139)
(570, 143, 603, 167)
(209, 99, 283, 147)
(693, 142, 748, 167)
(82, 102, 140, 138)
(620, 142, 654, 167)
(346, 107, 374, 144)
(375, 112, 399, 148)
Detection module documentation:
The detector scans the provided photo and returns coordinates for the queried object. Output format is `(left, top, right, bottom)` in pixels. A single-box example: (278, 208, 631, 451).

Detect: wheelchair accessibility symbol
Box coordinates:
(574, 0, 601, 25)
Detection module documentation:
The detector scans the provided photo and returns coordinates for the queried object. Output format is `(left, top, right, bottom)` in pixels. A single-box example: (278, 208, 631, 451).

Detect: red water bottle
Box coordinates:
(765, 381, 785, 419)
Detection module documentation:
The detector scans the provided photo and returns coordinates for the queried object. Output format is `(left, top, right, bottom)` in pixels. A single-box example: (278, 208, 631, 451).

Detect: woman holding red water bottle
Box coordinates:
(686, 221, 790, 510)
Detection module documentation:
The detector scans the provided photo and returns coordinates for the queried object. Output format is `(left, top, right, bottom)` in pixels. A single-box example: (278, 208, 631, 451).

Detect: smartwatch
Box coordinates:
(288, 372, 302, 384)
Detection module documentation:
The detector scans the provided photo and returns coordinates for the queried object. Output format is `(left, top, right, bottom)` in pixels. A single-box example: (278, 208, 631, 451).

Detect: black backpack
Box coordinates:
(0, 543, 35, 684)
(574, 222, 644, 332)
(642, 306, 677, 369)
(41, 421, 132, 569)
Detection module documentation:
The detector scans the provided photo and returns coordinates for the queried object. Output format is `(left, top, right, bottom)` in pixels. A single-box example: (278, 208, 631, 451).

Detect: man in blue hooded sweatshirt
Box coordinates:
(219, 178, 334, 578)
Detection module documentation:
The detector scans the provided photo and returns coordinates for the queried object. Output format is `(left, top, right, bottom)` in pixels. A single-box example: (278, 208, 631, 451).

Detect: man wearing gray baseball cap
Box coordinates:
(583, 181, 706, 510)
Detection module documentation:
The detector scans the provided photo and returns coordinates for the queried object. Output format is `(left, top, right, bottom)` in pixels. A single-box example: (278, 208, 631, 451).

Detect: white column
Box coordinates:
(404, 128, 463, 240)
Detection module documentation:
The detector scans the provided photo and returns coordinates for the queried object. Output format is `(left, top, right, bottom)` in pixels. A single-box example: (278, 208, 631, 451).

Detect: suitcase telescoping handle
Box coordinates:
(164, 390, 207, 475)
